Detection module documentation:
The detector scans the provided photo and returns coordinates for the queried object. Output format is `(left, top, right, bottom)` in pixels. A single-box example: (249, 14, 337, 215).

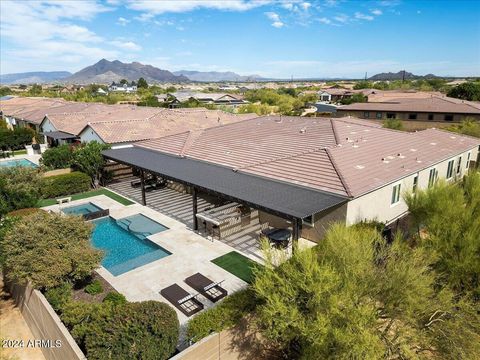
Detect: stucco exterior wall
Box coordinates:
(40, 118, 57, 133)
(336, 110, 480, 122)
(346, 146, 478, 225)
(302, 202, 348, 241)
(78, 126, 104, 144)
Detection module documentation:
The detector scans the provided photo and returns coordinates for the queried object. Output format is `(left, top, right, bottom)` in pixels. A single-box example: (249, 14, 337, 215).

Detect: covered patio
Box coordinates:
(104, 146, 347, 259)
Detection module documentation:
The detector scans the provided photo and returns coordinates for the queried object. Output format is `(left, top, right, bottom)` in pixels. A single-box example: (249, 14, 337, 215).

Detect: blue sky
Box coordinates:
(1, 0, 479, 78)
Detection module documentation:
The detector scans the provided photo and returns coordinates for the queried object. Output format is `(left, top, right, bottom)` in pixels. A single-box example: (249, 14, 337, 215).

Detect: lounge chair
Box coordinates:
(160, 284, 204, 317)
(185, 273, 228, 303)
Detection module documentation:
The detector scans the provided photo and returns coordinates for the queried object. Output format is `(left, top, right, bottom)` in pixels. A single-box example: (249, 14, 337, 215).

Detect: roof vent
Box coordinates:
(355, 165, 365, 169)
(430, 142, 437, 146)
(410, 148, 417, 152)
(353, 144, 359, 148)
(300, 127, 307, 134)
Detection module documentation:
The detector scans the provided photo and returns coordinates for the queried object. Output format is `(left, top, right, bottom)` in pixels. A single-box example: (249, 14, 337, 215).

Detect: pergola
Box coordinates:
(103, 147, 347, 243)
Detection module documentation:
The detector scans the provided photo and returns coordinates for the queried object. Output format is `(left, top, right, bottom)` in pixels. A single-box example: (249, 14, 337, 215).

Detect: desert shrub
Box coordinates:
(40, 144, 74, 169)
(45, 282, 73, 312)
(84, 279, 103, 295)
(186, 288, 257, 342)
(1, 211, 102, 289)
(84, 301, 179, 360)
(0, 167, 42, 217)
(40, 171, 91, 198)
(383, 118, 404, 130)
(103, 292, 127, 305)
(6, 208, 44, 218)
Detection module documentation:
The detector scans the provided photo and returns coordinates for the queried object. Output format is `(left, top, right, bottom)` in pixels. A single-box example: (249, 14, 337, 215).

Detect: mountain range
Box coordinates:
(0, 71, 72, 84)
(173, 70, 263, 82)
(368, 71, 438, 81)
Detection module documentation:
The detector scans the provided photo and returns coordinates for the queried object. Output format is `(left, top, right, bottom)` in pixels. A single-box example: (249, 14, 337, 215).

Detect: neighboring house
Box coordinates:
(336, 96, 480, 122)
(96, 88, 107, 95)
(318, 91, 332, 102)
(103, 116, 480, 244)
(166, 91, 248, 108)
(108, 82, 137, 93)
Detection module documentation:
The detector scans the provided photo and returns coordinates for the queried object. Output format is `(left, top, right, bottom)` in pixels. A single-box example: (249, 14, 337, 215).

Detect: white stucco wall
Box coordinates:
(78, 126, 105, 144)
(345, 146, 479, 225)
(40, 117, 57, 133)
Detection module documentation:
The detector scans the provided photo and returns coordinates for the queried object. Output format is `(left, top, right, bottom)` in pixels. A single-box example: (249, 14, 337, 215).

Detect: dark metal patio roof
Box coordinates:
(42, 131, 78, 140)
(103, 147, 347, 219)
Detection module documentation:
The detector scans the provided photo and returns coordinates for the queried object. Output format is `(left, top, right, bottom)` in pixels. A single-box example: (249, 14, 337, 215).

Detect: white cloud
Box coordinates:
(110, 40, 142, 51)
(333, 14, 349, 23)
(128, 0, 271, 14)
(371, 9, 383, 16)
(301, 2, 311, 10)
(355, 12, 374, 21)
(272, 21, 284, 28)
(117, 17, 130, 26)
(281, 2, 294, 10)
(265, 12, 280, 21)
(318, 17, 332, 25)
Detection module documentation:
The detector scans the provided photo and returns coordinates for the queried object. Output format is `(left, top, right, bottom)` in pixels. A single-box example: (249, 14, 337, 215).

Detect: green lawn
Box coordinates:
(211, 251, 262, 284)
(13, 149, 27, 155)
(37, 188, 135, 207)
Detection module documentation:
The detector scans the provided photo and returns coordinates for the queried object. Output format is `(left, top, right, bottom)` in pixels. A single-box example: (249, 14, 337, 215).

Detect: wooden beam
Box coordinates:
(140, 169, 146, 205)
(192, 186, 198, 230)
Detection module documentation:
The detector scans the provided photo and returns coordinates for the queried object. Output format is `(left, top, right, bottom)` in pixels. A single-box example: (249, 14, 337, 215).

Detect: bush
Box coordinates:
(0, 167, 42, 217)
(103, 292, 127, 305)
(84, 279, 103, 295)
(84, 301, 179, 360)
(40, 145, 74, 169)
(186, 288, 257, 342)
(40, 171, 91, 198)
(45, 282, 73, 312)
(1, 211, 102, 289)
(7, 208, 44, 218)
(383, 118, 404, 130)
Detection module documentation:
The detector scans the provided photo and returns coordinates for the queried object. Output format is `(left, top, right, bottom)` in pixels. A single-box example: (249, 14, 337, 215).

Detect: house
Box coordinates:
(166, 91, 248, 108)
(336, 95, 480, 122)
(102, 116, 479, 244)
(108, 81, 137, 93)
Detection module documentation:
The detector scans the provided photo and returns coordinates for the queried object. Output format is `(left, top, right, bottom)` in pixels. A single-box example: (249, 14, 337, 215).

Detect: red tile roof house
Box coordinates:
(103, 116, 480, 243)
(336, 95, 480, 122)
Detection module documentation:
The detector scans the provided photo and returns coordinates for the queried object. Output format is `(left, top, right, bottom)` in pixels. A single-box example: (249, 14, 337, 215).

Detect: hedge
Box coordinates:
(41, 171, 91, 198)
(186, 288, 257, 342)
(40, 144, 74, 169)
(7, 208, 44, 218)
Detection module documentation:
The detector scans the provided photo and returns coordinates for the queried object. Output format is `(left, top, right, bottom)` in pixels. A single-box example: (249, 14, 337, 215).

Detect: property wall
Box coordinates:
(346, 147, 478, 225)
(7, 279, 86, 360)
(336, 110, 480, 122)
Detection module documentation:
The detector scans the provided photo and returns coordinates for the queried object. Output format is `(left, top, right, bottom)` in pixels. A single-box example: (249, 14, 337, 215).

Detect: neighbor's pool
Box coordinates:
(92, 216, 170, 276)
(62, 202, 102, 216)
(0, 158, 38, 167)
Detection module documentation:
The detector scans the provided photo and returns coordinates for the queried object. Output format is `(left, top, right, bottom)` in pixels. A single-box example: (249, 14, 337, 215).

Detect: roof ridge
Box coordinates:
(325, 147, 352, 198)
(179, 130, 204, 157)
(330, 118, 341, 144)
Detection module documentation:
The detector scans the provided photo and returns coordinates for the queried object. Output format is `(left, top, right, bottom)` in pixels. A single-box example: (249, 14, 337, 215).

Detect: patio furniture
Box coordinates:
(160, 284, 204, 317)
(262, 228, 292, 249)
(56, 197, 72, 204)
(185, 273, 228, 303)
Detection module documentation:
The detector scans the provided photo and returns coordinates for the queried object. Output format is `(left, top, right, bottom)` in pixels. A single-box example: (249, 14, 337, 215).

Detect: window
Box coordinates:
(302, 215, 314, 227)
(412, 174, 418, 193)
(363, 111, 370, 118)
(428, 114, 434, 120)
(386, 113, 396, 119)
(446, 159, 454, 179)
(408, 113, 417, 120)
(466, 152, 471, 169)
(444, 114, 453, 121)
(456, 156, 462, 175)
(376, 112, 383, 119)
(391, 183, 401, 205)
(428, 168, 437, 187)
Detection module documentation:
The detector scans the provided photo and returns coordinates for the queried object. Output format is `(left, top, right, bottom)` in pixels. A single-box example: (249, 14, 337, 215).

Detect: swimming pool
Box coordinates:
(0, 158, 38, 167)
(92, 216, 170, 276)
(62, 202, 102, 216)
(116, 213, 169, 239)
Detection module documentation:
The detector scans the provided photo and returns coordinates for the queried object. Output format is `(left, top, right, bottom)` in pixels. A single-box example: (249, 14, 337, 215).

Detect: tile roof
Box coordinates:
(136, 116, 479, 198)
(338, 96, 480, 114)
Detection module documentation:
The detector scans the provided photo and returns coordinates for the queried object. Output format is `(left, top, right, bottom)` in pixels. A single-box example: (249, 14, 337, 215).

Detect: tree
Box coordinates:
(119, 79, 128, 85)
(253, 224, 480, 359)
(0, 167, 42, 217)
(339, 93, 367, 105)
(137, 77, 148, 89)
(0, 86, 12, 96)
(446, 118, 480, 138)
(72, 141, 111, 187)
(29, 84, 43, 96)
(0, 126, 36, 150)
(447, 81, 480, 101)
(383, 118, 404, 130)
(84, 301, 179, 360)
(353, 80, 373, 90)
(405, 171, 480, 299)
(1, 211, 102, 289)
(40, 144, 75, 169)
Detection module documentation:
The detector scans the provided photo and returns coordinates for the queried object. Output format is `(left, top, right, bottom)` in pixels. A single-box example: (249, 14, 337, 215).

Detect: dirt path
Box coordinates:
(0, 277, 45, 360)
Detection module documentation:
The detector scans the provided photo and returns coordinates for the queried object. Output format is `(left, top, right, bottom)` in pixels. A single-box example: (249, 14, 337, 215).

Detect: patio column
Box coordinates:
(140, 169, 146, 206)
(292, 217, 300, 252)
(192, 186, 198, 230)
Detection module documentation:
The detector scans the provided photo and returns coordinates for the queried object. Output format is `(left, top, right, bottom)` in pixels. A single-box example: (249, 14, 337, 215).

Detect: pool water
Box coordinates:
(116, 213, 169, 239)
(92, 216, 170, 276)
(0, 158, 38, 167)
(62, 202, 102, 216)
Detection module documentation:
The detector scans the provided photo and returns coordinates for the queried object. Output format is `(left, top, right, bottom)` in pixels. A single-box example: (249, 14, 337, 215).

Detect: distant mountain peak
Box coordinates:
(368, 70, 438, 81)
(173, 70, 263, 82)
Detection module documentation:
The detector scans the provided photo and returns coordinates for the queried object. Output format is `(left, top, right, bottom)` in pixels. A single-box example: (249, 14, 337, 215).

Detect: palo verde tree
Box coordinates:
(253, 224, 480, 359)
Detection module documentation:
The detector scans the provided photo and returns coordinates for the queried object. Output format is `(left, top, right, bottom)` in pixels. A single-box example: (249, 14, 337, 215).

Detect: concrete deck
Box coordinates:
(0, 154, 41, 165)
(44, 195, 249, 327)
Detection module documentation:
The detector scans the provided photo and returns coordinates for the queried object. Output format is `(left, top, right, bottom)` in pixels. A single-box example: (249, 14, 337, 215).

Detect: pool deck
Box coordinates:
(43, 195, 249, 327)
(0, 154, 41, 166)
